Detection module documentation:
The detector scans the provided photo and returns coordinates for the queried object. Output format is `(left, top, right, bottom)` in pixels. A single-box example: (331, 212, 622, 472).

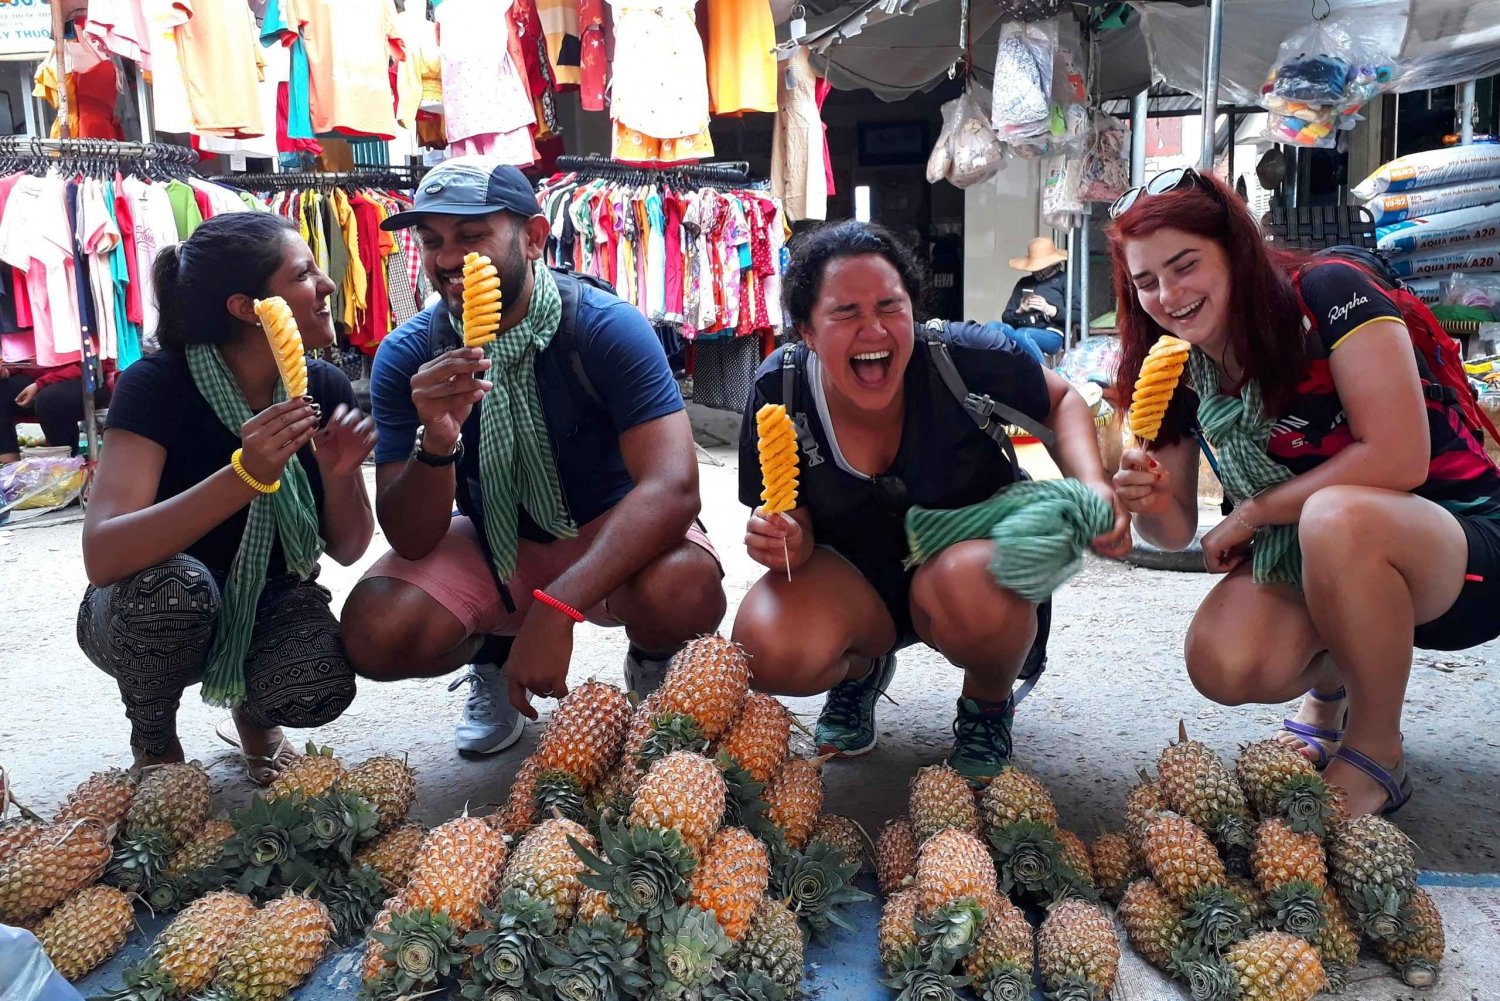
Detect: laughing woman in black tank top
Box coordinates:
(732, 222, 1130, 786)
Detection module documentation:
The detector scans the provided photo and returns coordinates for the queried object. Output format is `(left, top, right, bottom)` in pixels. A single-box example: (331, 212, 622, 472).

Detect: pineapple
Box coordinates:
(459, 888, 560, 996)
(1251, 818, 1328, 938)
(265, 743, 343, 802)
(1375, 884, 1445, 988)
(876, 889, 922, 977)
(1088, 832, 1135, 904)
(150, 890, 258, 995)
(1308, 887, 1360, 993)
(809, 814, 870, 874)
(337, 754, 417, 831)
(574, 820, 696, 929)
(1157, 722, 1254, 869)
(1327, 814, 1418, 942)
(1226, 876, 1269, 928)
(629, 751, 727, 860)
(1035, 900, 1119, 1001)
(401, 816, 510, 934)
(716, 692, 794, 784)
(647, 904, 734, 999)
(911, 764, 981, 845)
(210, 893, 333, 1001)
(1055, 829, 1094, 887)
(733, 896, 805, 994)
(54, 768, 136, 828)
(1235, 739, 1337, 836)
(492, 755, 544, 838)
(987, 820, 1069, 904)
(591, 755, 643, 821)
(1141, 810, 1249, 953)
(367, 908, 466, 995)
(963, 896, 1034, 1001)
(531, 680, 632, 821)
(0, 818, 112, 923)
(914, 828, 1000, 956)
(979, 765, 1058, 833)
(768, 840, 872, 945)
(147, 817, 237, 913)
(1219, 931, 1327, 1001)
(0, 818, 44, 864)
(690, 826, 771, 942)
(535, 913, 650, 1001)
(113, 762, 212, 891)
(876, 817, 920, 896)
(1123, 772, 1167, 859)
(653, 634, 752, 743)
(35, 885, 135, 980)
(575, 885, 620, 926)
(1117, 878, 1186, 972)
(354, 821, 426, 889)
(362, 902, 402, 985)
(499, 816, 596, 924)
(763, 755, 827, 852)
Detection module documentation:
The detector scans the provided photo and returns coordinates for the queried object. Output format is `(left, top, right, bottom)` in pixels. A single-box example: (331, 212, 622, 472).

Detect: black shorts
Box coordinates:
(1413, 514, 1500, 651)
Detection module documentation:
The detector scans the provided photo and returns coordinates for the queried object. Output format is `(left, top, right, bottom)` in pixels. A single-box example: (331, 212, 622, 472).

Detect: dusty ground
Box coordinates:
(3, 404, 1498, 873)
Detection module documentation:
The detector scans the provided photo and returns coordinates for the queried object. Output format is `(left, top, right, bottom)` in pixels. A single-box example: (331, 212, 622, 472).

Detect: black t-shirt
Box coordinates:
(105, 350, 356, 578)
(739, 322, 1051, 599)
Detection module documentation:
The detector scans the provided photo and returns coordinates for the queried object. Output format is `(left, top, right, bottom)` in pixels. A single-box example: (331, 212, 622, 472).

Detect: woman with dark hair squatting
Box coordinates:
(733, 221, 1132, 785)
(1109, 168, 1500, 817)
(78, 213, 378, 784)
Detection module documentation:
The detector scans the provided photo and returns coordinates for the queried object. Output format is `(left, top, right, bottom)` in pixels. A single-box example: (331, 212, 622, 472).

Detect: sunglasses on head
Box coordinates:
(1109, 166, 1206, 220)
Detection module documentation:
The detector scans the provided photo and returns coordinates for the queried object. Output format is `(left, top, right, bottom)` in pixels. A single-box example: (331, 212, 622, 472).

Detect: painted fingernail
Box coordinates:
(302, 395, 315, 403)
(1155, 473, 1163, 481)
(1149, 459, 1159, 468)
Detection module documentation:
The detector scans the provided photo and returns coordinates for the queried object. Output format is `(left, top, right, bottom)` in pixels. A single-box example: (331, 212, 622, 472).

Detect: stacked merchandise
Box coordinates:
(0, 139, 257, 377)
(238, 170, 427, 361)
(1257, 15, 1395, 149)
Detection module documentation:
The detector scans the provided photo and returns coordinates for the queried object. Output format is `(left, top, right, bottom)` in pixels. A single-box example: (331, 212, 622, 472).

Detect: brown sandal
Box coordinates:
(215, 718, 298, 787)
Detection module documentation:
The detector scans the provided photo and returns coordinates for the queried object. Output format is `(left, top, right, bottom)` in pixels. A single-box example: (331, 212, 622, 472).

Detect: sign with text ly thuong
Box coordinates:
(0, 0, 54, 60)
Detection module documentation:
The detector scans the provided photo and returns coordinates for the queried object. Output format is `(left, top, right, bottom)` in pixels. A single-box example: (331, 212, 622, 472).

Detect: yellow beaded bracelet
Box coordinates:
(230, 448, 281, 494)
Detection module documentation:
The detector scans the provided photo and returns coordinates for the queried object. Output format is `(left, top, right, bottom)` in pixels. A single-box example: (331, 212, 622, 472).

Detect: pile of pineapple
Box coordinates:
(1109, 723, 1444, 998)
(0, 742, 422, 999)
(356, 633, 870, 1001)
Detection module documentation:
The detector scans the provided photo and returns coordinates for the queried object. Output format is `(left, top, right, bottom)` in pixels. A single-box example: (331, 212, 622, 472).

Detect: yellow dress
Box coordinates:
(706, 0, 777, 115)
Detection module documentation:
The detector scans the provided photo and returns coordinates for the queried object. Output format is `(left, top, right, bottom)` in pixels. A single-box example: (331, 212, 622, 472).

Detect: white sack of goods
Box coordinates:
(1353, 143, 1500, 199)
(1403, 277, 1444, 304)
(1377, 203, 1500, 254)
(1387, 239, 1500, 279)
(1365, 178, 1500, 225)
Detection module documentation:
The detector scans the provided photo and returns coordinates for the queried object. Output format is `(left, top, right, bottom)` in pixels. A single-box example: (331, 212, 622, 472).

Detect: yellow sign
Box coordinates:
(0, 0, 52, 60)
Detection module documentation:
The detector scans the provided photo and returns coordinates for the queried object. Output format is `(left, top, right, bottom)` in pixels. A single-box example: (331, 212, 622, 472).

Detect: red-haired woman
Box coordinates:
(1108, 167, 1500, 817)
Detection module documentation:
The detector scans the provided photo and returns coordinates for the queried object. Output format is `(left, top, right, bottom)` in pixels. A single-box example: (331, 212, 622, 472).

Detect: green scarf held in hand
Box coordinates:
(1187, 349, 1301, 588)
(904, 478, 1113, 602)
(185, 344, 325, 708)
(461, 260, 576, 579)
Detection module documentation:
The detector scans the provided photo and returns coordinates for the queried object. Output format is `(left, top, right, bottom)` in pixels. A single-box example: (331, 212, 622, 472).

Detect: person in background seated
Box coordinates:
(0, 361, 111, 463)
(1002, 237, 1079, 362)
(79, 213, 375, 783)
(341, 156, 726, 757)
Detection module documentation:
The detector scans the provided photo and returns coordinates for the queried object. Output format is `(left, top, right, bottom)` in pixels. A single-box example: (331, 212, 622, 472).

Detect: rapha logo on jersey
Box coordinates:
(793, 413, 824, 467)
(1327, 293, 1369, 326)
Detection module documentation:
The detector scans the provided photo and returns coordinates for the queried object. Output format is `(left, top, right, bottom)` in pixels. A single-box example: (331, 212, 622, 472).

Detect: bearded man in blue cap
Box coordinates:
(342, 156, 726, 755)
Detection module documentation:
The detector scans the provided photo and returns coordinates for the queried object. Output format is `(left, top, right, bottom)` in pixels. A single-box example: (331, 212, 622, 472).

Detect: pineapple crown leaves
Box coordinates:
(95, 958, 178, 1001)
(714, 753, 774, 842)
(534, 771, 590, 827)
(535, 914, 651, 1001)
(878, 966, 973, 1001)
(971, 967, 1033, 1001)
(915, 898, 988, 969)
(314, 865, 388, 947)
(306, 792, 382, 864)
(571, 822, 696, 928)
(986, 820, 1067, 900)
(304, 741, 337, 759)
(1349, 883, 1414, 942)
(768, 841, 873, 945)
(647, 905, 735, 1000)
(104, 831, 174, 894)
(1273, 775, 1335, 837)
(703, 970, 790, 1001)
(461, 891, 562, 990)
(219, 794, 321, 895)
(143, 873, 201, 916)
(1173, 952, 1242, 1001)
(371, 908, 469, 995)
(1042, 977, 1115, 1001)
(1263, 882, 1326, 940)
(1181, 885, 1253, 955)
(638, 714, 709, 773)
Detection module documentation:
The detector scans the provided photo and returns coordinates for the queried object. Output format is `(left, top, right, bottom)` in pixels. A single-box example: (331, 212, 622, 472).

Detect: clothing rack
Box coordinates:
(231, 166, 428, 193)
(553, 155, 759, 190)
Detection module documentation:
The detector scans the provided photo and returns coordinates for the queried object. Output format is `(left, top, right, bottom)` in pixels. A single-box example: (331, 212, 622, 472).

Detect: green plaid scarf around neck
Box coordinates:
(466, 260, 576, 578)
(185, 344, 325, 707)
(1187, 348, 1301, 588)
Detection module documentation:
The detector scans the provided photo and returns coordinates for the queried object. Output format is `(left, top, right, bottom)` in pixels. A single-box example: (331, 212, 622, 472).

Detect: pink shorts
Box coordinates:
(361, 515, 720, 637)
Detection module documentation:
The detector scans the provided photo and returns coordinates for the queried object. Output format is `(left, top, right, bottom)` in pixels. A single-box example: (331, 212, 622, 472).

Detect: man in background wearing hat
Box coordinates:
(1001, 237, 1080, 362)
(340, 156, 726, 756)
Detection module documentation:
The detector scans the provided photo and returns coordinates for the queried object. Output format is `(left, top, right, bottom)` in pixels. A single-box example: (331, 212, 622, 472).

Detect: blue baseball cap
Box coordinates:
(380, 156, 541, 231)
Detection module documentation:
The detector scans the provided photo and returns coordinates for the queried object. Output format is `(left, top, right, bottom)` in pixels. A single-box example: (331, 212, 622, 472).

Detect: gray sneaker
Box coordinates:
(623, 645, 675, 699)
(449, 661, 525, 757)
(814, 653, 898, 758)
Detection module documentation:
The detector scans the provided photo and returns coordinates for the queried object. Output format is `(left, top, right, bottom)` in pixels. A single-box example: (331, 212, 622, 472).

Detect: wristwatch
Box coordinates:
(412, 425, 463, 467)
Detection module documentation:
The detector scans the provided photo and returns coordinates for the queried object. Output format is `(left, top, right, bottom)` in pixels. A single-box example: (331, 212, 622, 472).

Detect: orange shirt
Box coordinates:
(288, 0, 405, 139)
(175, 0, 265, 136)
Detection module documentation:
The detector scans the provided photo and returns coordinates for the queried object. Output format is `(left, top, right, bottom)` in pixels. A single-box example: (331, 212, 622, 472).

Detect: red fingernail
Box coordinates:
(1149, 459, 1159, 469)
(1155, 473, 1162, 481)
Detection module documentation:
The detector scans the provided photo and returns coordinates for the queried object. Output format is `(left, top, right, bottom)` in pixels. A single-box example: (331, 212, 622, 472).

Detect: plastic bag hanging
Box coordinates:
(1258, 14, 1397, 149)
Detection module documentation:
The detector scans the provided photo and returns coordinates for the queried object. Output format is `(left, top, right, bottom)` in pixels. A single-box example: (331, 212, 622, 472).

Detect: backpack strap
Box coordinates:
(919, 321, 1057, 469)
(549, 269, 605, 411)
(781, 342, 798, 418)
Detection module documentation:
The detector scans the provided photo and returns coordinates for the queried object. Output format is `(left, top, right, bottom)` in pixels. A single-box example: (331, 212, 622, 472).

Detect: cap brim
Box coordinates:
(379, 204, 505, 231)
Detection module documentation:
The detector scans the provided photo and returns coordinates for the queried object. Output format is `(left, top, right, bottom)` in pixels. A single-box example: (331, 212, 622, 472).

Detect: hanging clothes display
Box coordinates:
(772, 48, 830, 222)
(278, 0, 406, 140)
(706, 0, 778, 116)
(33, 32, 125, 141)
(239, 169, 424, 361)
(435, 0, 536, 164)
(535, 159, 785, 343)
(174, 0, 266, 137)
(606, 0, 714, 164)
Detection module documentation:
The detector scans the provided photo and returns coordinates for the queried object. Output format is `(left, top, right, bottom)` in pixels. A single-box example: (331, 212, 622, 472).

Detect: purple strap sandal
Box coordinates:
(1280, 686, 1348, 770)
(1331, 744, 1413, 816)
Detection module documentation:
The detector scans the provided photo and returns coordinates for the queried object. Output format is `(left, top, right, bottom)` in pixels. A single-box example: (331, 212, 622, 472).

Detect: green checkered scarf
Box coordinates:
(463, 260, 576, 578)
(185, 344, 324, 707)
(1188, 348, 1301, 588)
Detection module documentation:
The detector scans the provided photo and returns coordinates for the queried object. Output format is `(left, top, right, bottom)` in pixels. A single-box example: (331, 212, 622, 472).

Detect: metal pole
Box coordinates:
(21, 68, 38, 139)
(1078, 213, 1091, 344)
(1199, 0, 1224, 170)
(135, 64, 154, 142)
(1063, 227, 1075, 345)
(1131, 89, 1149, 185)
(50, 0, 70, 139)
(1459, 80, 1476, 145)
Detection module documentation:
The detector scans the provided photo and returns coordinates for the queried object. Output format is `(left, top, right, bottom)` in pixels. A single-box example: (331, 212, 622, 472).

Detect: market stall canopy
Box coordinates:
(785, 0, 1500, 103)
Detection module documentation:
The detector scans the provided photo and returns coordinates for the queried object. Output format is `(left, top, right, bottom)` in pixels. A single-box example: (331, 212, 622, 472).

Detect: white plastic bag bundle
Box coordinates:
(1042, 154, 1085, 228)
(1259, 15, 1396, 149)
(1078, 114, 1130, 203)
(927, 97, 959, 185)
(991, 20, 1055, 133)
(1354, 144, 1500, 199)
(948, 91, 1006, 188)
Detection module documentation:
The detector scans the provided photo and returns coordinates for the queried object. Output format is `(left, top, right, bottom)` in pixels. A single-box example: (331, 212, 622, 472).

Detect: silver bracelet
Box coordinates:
(1231, 508, 1257, 533)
